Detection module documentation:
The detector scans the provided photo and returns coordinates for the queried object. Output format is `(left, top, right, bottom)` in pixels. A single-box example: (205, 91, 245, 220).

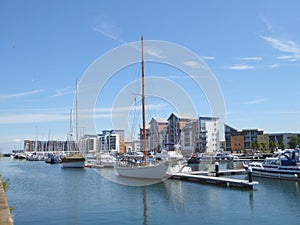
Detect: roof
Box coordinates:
(167, 113, 196, 121)
(151, 117, 168, 123)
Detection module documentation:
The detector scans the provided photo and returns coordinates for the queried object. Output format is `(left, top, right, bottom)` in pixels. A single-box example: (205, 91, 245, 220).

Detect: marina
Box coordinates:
(1, 1, 300, 225)
(1, 157, 300, 225)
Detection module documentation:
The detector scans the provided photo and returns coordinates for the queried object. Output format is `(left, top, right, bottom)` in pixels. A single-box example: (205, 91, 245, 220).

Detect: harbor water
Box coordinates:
(1, 157, 300, 225)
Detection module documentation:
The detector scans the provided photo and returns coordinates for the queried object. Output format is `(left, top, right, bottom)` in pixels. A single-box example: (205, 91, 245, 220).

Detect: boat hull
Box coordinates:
(115, 163, 169, 179)
(62, 161, 85, 168)
(100, 160, 115, 167)
(244, 164, 300, 180)
(61, 153, 85, 168)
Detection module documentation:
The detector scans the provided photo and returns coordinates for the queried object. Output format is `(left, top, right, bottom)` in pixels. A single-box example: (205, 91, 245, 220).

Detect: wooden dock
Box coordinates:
(171, 171, 258, 189)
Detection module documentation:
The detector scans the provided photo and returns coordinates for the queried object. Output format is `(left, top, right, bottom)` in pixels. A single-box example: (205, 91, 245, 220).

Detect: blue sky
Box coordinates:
(1, 0, 300, 151)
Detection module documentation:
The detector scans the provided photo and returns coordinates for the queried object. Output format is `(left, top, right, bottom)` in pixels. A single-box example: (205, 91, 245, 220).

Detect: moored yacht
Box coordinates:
(243, 149, 300, 180)
(97, 152, 116, 167)
(61, 81, 85, 168)
(114, 37, 169, 180)
(62, 152, 85, 168)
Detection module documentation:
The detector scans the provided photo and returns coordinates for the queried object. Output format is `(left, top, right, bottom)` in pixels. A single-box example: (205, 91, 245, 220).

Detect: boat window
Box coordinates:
(295, 151, 300, 161)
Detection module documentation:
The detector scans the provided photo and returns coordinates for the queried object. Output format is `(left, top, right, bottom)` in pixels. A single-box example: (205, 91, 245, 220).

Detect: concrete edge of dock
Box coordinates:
(0, 179, 14, 225)
(171, 172, 258, 189)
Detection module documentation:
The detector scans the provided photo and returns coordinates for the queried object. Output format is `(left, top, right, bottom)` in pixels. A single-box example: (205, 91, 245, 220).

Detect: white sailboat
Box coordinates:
(115, 36, 169, 179)
(61, 80, 85, 168)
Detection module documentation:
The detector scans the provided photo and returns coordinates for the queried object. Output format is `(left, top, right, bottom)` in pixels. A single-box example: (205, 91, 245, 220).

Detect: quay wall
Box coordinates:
(0, 179, 13, 225)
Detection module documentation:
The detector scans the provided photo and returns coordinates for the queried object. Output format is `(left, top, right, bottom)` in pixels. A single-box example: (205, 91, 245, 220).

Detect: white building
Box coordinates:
(197, 117, 220, 153)
(80, 134, 98, 153)
(98, 130, 125, 153)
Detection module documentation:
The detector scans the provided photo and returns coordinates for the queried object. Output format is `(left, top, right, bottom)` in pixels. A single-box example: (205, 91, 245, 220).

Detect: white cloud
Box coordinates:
(270, 64, 279, 69)
(241, 57, 262, 61)
(202, 56, 216, 60)
(0, 104, 169, 125)
(261, 36, 300, 61)
(166, 75, 210, 79)
(243, 98, 267, 105)
(184, 61, 204, 69)
(52, 86, 74, 97)
(0, 113, 68, 124)
(260, 16, 272, 31)
(93, 15, 125, 44)
(93, 26, 125, 44)
(226, 64, 254, 70)
(144, 46, 165, 59)
(0, 89, 43, 101)
(277, 55, 298, 62)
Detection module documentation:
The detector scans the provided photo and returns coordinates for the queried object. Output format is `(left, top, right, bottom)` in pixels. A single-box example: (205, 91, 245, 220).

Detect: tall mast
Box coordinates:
(75, 80, 79, 151)
(141, 36, 147, 163)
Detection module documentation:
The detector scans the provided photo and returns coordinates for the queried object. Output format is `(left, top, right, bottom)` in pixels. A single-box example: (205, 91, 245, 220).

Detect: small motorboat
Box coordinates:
(243, 149, 300, 180)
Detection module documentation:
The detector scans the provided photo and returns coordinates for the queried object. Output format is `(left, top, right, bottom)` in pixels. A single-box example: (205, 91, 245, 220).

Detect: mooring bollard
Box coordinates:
(248, 166, 253, 189)
(215, 162, 219, 177)
(248, 166, 253, 183)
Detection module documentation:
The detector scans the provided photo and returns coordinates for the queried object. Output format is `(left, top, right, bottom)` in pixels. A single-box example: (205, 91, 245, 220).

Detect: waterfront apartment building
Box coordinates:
(148, 118, 168, 152)
(225, 125, 238, 152)
(167, 113, 195, 150)
(125, 140, 140, 153)
(230, 135, 244, 153)
(98, 130, 125, 153)
(197, 117, 220, 153)
(23, 140, 72, 152)
(268, 133, 300, 149)
(240, 129, 264, 149)
(159, 126, 169, 150)
(225, 126, 266, 153)
(80, 134, 98, 153)
(144, 114, 221, 154)
(180, 119, 197, 157)
(226, 130, 300, 152)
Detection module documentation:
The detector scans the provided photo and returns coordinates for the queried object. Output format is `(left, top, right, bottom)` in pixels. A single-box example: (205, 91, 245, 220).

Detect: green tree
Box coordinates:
(261, 143, 266, 152)
(252, 142, 257, 150)
(288, 135, 299, 149)
(269, 141, 276, 152)
(278, 142, 285, 150)
(256, 143, 261, 151)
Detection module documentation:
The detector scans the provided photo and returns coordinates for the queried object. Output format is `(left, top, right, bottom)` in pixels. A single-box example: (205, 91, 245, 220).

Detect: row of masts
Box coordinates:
(68, 80, 79, 152)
